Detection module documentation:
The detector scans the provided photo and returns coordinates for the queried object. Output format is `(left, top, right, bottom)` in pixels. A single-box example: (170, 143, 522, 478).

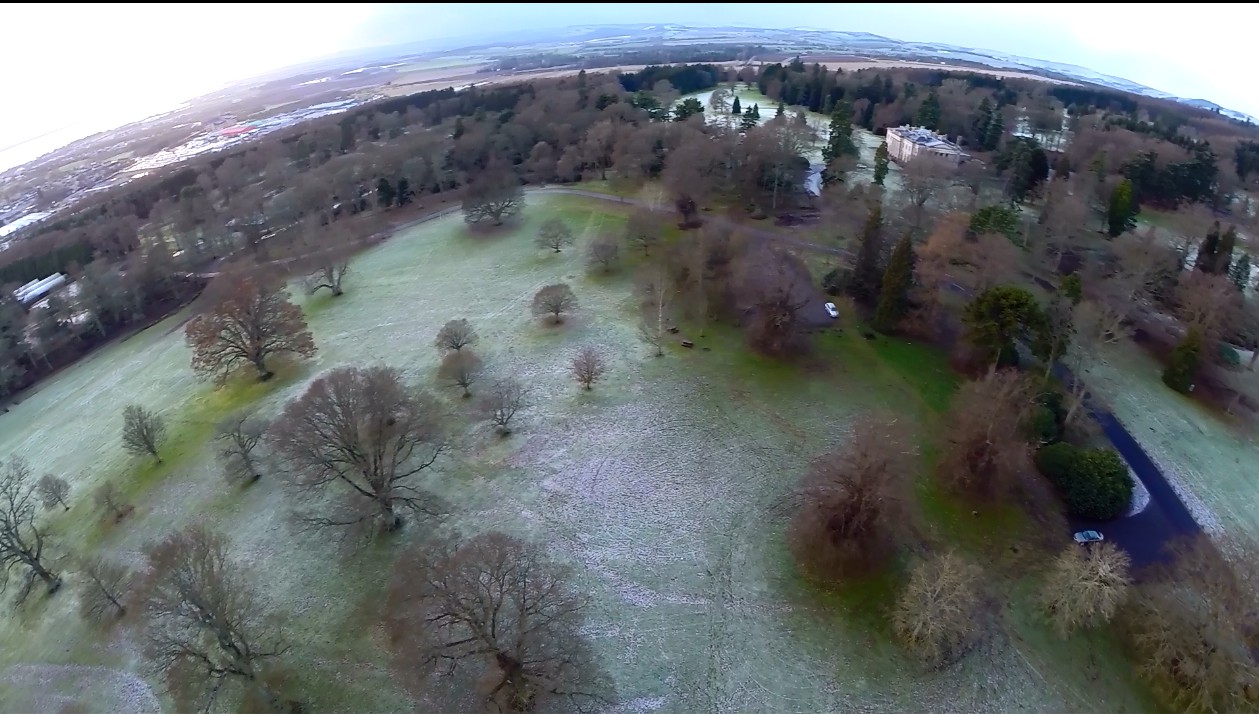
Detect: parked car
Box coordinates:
(1073, 530, 1104, 545)
(824, 302, 839, 319)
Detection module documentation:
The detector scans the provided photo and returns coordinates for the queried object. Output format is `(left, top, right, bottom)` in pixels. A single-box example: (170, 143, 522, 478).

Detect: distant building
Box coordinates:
(14, 273, 67, 306)
(885, 125, 968, 164)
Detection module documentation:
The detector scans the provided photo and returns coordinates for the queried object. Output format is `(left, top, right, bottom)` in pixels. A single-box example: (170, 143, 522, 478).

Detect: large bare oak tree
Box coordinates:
(143, 526, 294, 712)
(185, 274, 316, 382)
(384, 532, 613, 712)
(0, 457, 61, 602)
(269, 366, 447, 535)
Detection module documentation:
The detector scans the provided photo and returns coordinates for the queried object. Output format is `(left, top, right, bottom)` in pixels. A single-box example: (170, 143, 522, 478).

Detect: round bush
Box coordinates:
(1034, 444, 1133, 521)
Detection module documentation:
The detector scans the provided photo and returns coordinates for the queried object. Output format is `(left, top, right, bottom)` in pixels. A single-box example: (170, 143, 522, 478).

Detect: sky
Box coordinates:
(0, 2, 1253, 172)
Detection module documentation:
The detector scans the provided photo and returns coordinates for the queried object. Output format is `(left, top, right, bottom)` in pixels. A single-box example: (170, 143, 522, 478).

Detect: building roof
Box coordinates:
(891, 125, 966, 154)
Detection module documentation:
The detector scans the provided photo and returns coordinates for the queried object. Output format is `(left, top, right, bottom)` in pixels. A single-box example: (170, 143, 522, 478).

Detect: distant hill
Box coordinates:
(404, 23, 1255, 124)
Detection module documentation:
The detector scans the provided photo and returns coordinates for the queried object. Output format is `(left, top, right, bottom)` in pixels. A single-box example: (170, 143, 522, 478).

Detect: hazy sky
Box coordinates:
(0, 2, 1252, 171)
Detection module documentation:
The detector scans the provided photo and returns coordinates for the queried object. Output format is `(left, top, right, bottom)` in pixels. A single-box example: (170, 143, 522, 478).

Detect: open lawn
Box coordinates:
(0, 195, 1154, 712)
(1087, 339, 1259, 538)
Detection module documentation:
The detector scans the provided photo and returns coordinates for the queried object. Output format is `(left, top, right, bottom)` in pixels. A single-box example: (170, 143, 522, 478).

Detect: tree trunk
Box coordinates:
(253, 356, 273, 381)
(380, 501, 402, 532)
(1249, 347, 1258, 371)
(31, 562, 60, 593)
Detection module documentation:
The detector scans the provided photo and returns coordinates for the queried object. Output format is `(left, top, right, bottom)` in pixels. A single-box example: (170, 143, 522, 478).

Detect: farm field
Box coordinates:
(0, 195, 1154, 713)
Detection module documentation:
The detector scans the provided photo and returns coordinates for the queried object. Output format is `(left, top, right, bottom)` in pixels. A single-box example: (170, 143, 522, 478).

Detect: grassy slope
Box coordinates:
(0, 195, 1155, 713)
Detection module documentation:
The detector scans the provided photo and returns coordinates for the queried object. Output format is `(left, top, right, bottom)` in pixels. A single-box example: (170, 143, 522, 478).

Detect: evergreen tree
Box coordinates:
(873, 142, 890, 186)
(916, 89, 941, 130)
(982, 109, 1003, 151)
(1230, 252, 1252, 292)
(1162, 328, 1202, 394)
(971, 98, 993, 144)
(1052, 154, 1072, 180)
(740, 103, 761, 132)
(452, 116, 465, 140)
(731, 96, 742, 115)
(1106, 179, 1137, 237)
(821, 101, 858, 165)
(873, 234, 916, 332)
(1195, 221, 1222, 272)
(850, 203, 885, 305)
(775, 101, 785, 118)
(1215, 225, 1238, 275)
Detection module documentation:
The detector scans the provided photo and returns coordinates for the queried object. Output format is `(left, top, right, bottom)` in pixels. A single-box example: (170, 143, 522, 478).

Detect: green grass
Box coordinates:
(0, 194, 1159, 713)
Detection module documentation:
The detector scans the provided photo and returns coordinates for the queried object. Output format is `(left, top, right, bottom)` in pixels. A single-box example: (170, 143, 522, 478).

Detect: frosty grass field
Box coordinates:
(0, 194, 1155, 712)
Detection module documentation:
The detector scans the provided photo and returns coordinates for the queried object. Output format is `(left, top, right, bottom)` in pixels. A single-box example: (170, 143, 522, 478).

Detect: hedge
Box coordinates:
(1034, 443, 1133, 521)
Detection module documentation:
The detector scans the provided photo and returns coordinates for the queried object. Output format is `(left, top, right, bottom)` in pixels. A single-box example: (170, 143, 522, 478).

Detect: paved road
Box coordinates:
(1054, 365, 1202, 568)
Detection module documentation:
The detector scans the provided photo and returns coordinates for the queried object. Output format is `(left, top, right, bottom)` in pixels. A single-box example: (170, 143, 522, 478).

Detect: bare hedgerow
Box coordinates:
(1041, 542, 1131, 637)
(893, 551, 986, 669)
(384, 532, 614, 712)
(937, 370, 1037, 501)
(788, 414, 921, 584)
(1123, 533, 1259, 713)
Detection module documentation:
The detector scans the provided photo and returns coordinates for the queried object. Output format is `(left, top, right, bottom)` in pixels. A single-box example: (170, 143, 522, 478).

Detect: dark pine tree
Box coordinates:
(873, 234, 917, 333)
(850, 202, 885, 305)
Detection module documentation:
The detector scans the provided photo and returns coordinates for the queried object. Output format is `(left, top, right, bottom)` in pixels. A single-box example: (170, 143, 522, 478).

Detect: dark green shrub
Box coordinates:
(1162, 329, 1202, 394)
(1034, 443, 1133, 521)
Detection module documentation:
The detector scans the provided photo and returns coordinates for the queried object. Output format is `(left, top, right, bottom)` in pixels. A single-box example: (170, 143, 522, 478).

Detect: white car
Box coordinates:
(1073, 530, 1104, 545)
(824, 302, 839, 319)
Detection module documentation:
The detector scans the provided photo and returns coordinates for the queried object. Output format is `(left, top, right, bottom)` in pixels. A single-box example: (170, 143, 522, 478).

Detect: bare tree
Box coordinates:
(297, 220, 351, 297)
(624, 210, 661, 256)
(898, 157, 954, 236)
(384, 532, 613, 712)
(788, 414, 921, 584)
(1125, 533, 1259, 713)
(143, 526, 294, 713)
(938, 370, 1036, 501)
(1041, 542, 1131, 637)
(0, 457, 60, 601)
(1175, 270, 1240, 345)
(434, 318, 479, 353)
(269, 366, 446, 535)
(894, 551, 985, 669)
(462, 163, 525, 226)
(77, 554, 132, 622)
(185, 274, 317, 382)
(216, 412, 269, 485)
(586, 234, 620, 274)
(738, 247, 813, 357)
(536, 218, 575, 253)
(532, 284, 578, 325)
(94, 482, 133, 524)
(636, 266, 672, 357)
(121, 404, 166, 463)
(36, 474, 70, 511)
(570, 346, 607, 390)
(478, 378, 531, 435)
(438, 350, 484, 398)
